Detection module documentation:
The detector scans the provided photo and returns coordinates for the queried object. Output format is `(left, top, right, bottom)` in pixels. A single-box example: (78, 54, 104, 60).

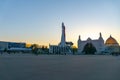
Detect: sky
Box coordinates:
(0, 0, 120, 46)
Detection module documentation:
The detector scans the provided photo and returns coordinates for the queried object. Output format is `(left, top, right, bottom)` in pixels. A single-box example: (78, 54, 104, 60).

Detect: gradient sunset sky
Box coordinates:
(0, 0, 120, 46)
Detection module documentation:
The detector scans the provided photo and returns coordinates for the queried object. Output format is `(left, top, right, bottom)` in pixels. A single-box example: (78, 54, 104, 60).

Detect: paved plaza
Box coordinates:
(0, 55, 120, 80)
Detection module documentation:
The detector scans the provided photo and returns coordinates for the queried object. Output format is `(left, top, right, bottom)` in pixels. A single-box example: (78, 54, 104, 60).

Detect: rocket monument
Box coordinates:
(59, 22, 66, 47)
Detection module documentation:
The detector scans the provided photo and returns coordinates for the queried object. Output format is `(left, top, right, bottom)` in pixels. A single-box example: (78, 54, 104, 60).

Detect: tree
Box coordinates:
(31, 44, 39, 55)
(4, 48, 7, 52)
(82, 43, 97, 55)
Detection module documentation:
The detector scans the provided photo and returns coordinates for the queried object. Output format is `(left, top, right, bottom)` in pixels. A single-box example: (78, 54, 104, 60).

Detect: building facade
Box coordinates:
(104, 35, 120, 54)
(0, 41, 26, 51)
(78, 33, 105, 54)
(78, 33, 120, 55)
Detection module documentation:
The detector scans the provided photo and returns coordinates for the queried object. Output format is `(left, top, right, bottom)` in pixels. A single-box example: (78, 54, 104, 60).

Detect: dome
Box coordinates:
(105, 35, 119, 46)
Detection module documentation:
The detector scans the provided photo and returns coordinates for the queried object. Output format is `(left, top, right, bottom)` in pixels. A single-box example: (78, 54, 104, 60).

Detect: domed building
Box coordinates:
(105, 35, 119, 46)
(78, 33, 120, 55)
(104, 35, 119, 54)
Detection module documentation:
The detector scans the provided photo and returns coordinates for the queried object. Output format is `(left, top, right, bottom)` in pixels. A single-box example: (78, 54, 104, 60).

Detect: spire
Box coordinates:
(110, 35, 112, 38)
(79, 35, 80, 39)
(78, 35, 81, 41)
(99, 32, 104, 41)
(99, 32, 103, 39)
(100, 32, 102, 37)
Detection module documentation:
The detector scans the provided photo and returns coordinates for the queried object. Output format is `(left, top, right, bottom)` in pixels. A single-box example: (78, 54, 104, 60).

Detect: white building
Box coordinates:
(78, 33, 105, 54)
(0, 41, 31, 52)
(78, 33, 120, 55)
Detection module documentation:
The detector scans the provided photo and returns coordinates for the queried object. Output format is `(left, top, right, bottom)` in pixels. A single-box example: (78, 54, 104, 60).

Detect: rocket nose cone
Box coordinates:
(62, 22, 64, 26)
